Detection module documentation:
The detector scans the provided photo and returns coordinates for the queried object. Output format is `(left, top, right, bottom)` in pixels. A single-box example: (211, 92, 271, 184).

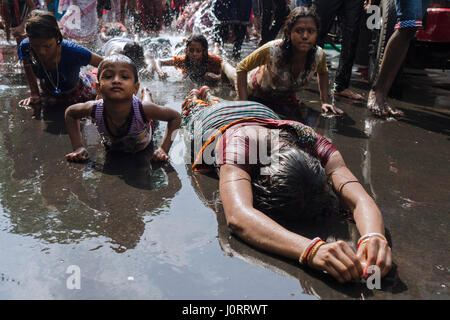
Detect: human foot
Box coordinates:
(384, 103, 404, 118)
(367, 90, 404, 118)
(333, 88, 364, 100)
(367, 90, 389, 117)
(141, 87, 153, 103)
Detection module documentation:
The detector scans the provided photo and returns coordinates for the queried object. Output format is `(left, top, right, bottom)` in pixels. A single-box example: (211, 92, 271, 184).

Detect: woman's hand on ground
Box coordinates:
(19, 95, 42, 107)
(356, 236, 392, 278)
(309, 240, 364, 283)
(151, 147, 169, 162)
(321, 103, 344, 115)
(65, 147, 88, 162)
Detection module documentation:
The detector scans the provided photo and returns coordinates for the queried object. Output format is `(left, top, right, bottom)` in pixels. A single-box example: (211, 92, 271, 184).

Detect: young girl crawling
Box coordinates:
(64, 54, 181, 162)
(155, 34, 223, 84)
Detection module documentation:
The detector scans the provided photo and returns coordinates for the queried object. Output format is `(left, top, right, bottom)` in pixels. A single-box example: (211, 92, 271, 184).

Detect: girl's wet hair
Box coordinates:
(280, 6, 321, 82)
(97, 54, 139, 83)
(185, 34, 209, 82)
(252, 130, 337, 220)
(25, 10, 63, 43)
(122, 42, 145, 69)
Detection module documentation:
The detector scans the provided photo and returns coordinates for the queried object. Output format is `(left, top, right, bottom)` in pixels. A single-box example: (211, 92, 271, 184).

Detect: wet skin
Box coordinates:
(186, 41, 205, 64)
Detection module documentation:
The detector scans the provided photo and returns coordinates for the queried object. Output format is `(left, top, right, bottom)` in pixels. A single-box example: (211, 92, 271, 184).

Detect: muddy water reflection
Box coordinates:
(0, 36, 449, 299)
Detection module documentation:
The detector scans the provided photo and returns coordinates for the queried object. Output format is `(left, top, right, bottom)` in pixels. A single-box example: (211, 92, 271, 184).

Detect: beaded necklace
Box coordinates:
(30, 48, 61, 95)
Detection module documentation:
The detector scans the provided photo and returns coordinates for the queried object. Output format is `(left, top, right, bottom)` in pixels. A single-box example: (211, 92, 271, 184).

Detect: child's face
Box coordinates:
(290, 17, 318, 54)
(186, 41, 204, 63)
(97, 62, 139, 100)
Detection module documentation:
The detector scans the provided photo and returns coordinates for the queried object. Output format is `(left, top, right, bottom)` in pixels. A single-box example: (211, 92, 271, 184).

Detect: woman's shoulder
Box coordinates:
(268, 39, 285, 59)
(314, 46, 326, 61)
(17, 38, 31, 60)
(207, 52, 223, 69)
(18, 37, 30, 48)
(208, 52, 222, 62)
(173, 55, 186, 67)
(270, 39, 284, 51)
(61, 39, 91, 54)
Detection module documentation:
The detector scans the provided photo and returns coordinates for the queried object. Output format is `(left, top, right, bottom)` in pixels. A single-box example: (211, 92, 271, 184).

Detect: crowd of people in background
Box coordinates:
(1, 0, 423, 117)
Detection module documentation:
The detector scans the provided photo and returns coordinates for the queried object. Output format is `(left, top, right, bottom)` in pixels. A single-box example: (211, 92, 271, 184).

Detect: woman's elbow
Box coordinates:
(225, 213, 245, 235)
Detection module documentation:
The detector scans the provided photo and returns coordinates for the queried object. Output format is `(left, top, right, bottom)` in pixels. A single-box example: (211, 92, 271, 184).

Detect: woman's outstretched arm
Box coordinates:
(219, 163, 364, 283)
(325, 151, 392, 277)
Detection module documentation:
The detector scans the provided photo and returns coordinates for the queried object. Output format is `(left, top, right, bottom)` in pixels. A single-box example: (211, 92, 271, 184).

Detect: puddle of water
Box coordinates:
(0, 26, 449, 299)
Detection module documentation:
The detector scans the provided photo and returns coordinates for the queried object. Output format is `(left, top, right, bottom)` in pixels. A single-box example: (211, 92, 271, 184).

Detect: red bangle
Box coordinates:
(299, 237, 322, 265)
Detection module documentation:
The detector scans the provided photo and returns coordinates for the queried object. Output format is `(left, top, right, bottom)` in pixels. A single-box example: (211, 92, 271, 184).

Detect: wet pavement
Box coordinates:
(0, 34, 449, 300)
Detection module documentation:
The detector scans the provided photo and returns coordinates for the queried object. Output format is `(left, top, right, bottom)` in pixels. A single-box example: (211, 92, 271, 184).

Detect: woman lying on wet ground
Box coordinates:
(182, 86, 392, 283)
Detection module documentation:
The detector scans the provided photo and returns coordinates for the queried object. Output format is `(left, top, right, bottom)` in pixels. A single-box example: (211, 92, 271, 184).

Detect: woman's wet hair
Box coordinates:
(280, 6, 321, 83)
(97, 54, 139, 83)
(25, 10, 63, 43)
(185, 34, 209, 82)
(252, 130, 337, 220)
(122, 42, 145, 69)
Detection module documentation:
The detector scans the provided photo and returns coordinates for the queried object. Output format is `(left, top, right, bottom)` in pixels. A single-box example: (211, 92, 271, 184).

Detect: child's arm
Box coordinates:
(19, 63, 41, 106)
(64, 101, 95, 162)
(157, 58, 175, 67)
(141, 88, 181, 162)
(317, 71, 343, 115)
(145, 51, 167, 79)
(235, 43, 271, 100)
(236, 70, 249, 100)
(204, 72, 222, 82)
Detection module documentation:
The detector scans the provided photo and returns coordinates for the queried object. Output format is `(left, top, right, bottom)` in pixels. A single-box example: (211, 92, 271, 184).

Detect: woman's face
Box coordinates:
(29, 37, 59, 66)
(186, 41, 204, 63)
(290, 17, 318, 54)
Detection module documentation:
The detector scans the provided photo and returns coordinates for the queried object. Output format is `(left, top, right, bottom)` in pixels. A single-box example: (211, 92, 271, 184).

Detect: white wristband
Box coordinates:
(357, 232, 386, 247)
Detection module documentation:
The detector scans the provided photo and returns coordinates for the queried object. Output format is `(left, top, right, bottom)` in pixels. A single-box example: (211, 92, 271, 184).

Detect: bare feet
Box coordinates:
(367, 90, 404, 118)
(141, 87, 154, 103)
(384, 103, 404, 117)
(333, 88, 364, 100)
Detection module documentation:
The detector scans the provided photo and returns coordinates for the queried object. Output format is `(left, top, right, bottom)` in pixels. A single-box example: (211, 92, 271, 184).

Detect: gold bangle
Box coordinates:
(307, 241, 326, 267)
(299, 237, 321, 265)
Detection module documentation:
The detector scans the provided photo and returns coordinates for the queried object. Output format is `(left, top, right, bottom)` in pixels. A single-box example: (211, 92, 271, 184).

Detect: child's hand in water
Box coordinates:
(157, 71, 168, 80)
(321, 103, 344, 115)
(65, 147, 88, 162)
(151, 147, 168, 162)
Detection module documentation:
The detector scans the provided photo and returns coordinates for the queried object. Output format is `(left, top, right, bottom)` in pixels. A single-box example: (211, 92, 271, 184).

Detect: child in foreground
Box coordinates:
(64, 54, 181, 162)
